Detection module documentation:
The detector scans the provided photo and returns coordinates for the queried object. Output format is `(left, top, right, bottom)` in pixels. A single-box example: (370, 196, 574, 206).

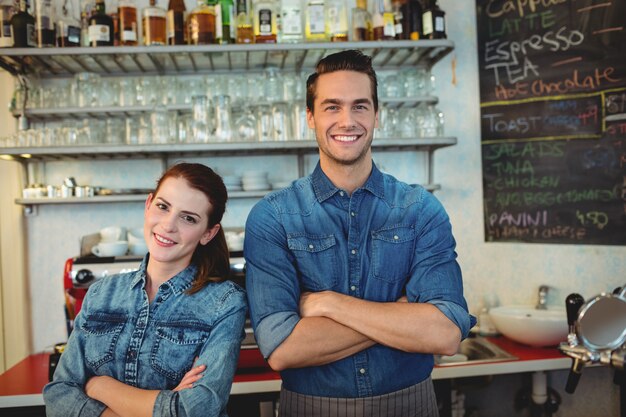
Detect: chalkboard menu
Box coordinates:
(476, 0, 626, 245)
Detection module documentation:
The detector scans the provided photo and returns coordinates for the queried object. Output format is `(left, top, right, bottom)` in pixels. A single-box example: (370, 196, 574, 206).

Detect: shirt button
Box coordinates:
(394, 235, 399, 240)
(339, 191, 344, 197)
(359, 368, 366, 374)
(350, 285, 356, 291)
(308, 244, 314, 250)
(351, 212, 355, 217)
(351, 249, 356, 255)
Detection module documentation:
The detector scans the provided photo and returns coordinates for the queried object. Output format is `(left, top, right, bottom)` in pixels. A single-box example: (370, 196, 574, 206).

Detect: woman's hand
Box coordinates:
(173, 363, 206, 391)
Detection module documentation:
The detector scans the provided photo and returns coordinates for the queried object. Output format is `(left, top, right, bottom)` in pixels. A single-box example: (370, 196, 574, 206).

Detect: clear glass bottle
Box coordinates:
(10, 0, 35, 47)
(371, 0, 383, 40)
(216, 0, 234, 43)
(253, 0, 277, 43)
(235, 0, 253, 43)
(279, 0, 302, 43)
(143, 0, 166, 45)
(188, 0, 216, 44)
(56, 0, 81, 46)
(0, 0, 15, 47)
(303, 0, 324, 41)
(166, 0, 185, 44)
(88, 0, 113, 46)
(35, 0, 55, 47)
(422, 0, 445, 39)
(325, 0, 348, 42)
(118, 0, 138, 45)
(351, 0, 371, 41)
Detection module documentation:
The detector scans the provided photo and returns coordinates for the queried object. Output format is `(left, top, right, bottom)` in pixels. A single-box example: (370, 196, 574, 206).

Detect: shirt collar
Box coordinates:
(130, 254, 198, 295)
(311, 161, 385, 202)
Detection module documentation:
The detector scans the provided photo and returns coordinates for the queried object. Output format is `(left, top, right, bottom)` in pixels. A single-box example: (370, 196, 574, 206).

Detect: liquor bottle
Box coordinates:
(207, 0, 221, 43)
(217, 0, 234, 43)
(235, 0, 253, 43)
(391, 0, 404, 39)
(34, 0, 55, 47)
(325, 0, 348, 42)
(80, 0, 95, 46)
(56, 0, 81, 46)
(143, 0, 166, 45)
(422, 0, 445, 39)
(351, 0, 371, 41)
(118, 0, 138, 45)
(403, 0, 421, 40)
(371, 0, 383, 40)
(11, 0, 36, 47)
(381, 0, 395, 39)
(188, 0, 216, 44)
(166, 0, 185, 44)
(0, 0, 15, 47)
(109, 0, 119, 45)
(303, 0, 324, 42)
(253, 0, 277, 43)
(88, 0, 113, 46)
(279, 0, 302, 43)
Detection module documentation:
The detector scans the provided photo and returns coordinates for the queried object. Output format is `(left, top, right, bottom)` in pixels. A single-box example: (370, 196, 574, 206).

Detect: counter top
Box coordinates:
(0, 336, 572, 408)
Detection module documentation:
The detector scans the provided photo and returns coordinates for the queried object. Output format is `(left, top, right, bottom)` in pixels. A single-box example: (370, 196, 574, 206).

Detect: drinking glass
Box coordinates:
(272, 102, 290, 141)
(118, 78, 138, 107)
(191, 95, 211, 143)
(382, 74, 401, 98)
(151, 105, 170, 144)
(213, 95, 233, 142)
(74, 72, 101, 107)
(291, 102, 310, 141)
(106, 118, 125, 144)
(137, 115, 151, 144)
(264, 67, 284, 103)
(125, 117, 139, 144)
(235, 106, 257, 142)
(255, 104, 273, 142)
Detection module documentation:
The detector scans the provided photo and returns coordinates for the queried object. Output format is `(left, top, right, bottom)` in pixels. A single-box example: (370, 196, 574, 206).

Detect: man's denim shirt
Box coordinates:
(44, 257, 247, 417)
(244, 163, 475, 398)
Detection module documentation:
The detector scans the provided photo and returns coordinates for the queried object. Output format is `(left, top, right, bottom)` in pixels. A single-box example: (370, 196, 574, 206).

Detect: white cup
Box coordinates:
(100, 226, 127, 242)
(92, 241, 129, 257)
(129, 241, 148, 256)
(127, 227, 145, 245)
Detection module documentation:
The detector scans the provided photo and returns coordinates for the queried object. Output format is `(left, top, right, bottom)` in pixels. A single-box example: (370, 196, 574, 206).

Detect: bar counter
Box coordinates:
(0, 336, 571, 409)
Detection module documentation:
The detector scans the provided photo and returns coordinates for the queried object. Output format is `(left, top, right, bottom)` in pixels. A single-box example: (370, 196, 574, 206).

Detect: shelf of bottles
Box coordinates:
(0, 40, 453, 77)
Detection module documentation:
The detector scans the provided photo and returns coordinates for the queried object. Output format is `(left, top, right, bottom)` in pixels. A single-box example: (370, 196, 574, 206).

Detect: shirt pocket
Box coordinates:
(151, 324, 211, 382)
(80, 313, 126, 370)
(371, 225, 416, 283)
(287, 234, 339, 291)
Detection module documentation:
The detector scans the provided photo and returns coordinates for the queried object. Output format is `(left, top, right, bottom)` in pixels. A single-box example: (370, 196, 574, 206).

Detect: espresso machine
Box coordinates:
(560, 285, 626, 416)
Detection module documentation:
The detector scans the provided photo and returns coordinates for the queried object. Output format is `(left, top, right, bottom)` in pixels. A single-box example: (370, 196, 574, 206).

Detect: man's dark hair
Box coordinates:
(306, 49, 378, 113)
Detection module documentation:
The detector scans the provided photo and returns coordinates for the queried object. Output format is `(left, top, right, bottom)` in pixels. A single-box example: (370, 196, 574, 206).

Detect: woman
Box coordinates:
(44, 163, 247, 417)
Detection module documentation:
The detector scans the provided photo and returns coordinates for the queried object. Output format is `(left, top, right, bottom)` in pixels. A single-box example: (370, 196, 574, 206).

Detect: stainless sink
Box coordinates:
(435, 336, 517, 366)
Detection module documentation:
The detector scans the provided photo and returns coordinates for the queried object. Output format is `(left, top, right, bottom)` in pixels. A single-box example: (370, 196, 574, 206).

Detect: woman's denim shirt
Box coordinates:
(244, 163, 475, 398)
(44, 257, 247, 417)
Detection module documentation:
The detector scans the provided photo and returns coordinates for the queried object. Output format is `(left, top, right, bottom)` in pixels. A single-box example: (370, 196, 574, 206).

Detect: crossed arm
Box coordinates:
(267, 292, 461, 371)
(84, 363, 206, 417)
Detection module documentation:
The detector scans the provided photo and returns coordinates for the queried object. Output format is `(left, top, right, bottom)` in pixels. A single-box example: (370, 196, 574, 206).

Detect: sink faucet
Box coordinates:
(536, 285, 549, 310)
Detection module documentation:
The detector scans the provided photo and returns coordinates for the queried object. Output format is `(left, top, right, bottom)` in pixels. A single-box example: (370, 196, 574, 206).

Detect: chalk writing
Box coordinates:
(478, 0, 626, 244)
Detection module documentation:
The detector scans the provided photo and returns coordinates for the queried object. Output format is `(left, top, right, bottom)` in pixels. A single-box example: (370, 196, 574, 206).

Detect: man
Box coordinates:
(244, 49, 475, 417)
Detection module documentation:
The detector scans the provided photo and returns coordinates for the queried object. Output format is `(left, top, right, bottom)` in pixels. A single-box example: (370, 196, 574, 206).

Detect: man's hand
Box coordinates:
(300, 291, 339, 318)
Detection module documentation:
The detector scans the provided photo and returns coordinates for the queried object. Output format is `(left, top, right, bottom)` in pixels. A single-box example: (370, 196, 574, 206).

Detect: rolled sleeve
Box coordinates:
(429, 300, 476, 339)
(255, 311, 301, 358)
(153, 391, 178, 417)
